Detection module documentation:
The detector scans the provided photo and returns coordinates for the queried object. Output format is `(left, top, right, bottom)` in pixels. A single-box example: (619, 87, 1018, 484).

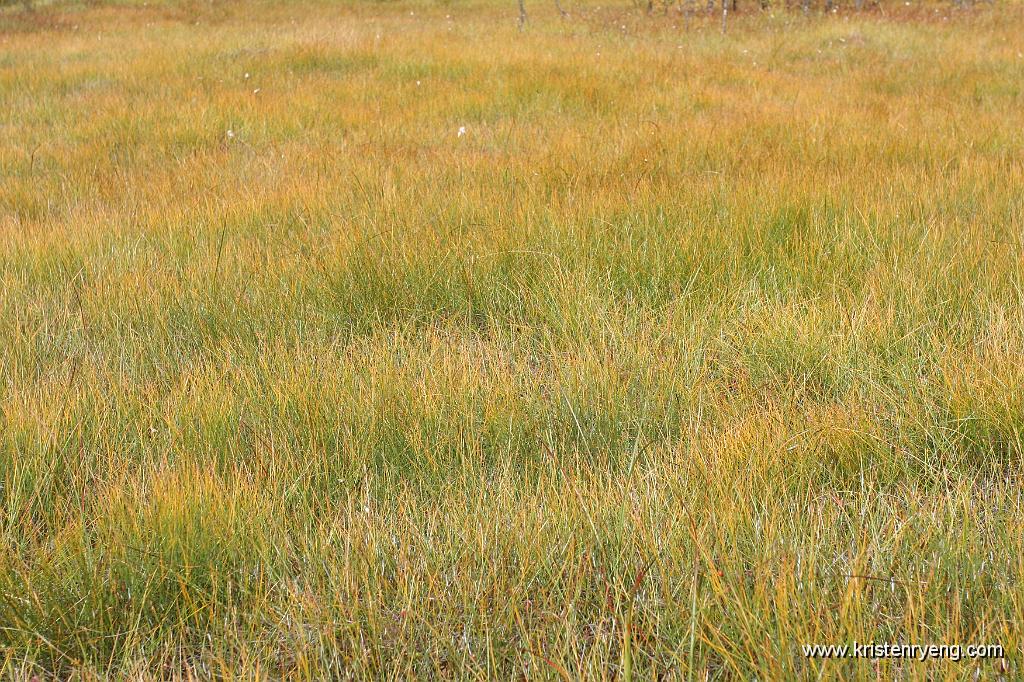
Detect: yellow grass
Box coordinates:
(1, 0, 1023, 678)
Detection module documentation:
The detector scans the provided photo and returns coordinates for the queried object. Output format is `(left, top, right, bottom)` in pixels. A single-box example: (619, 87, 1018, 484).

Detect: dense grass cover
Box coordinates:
(1, 0, 1023, 678)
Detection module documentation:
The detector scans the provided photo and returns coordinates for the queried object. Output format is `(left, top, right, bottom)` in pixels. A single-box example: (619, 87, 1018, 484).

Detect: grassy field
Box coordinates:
(1, 0, 1023, 678)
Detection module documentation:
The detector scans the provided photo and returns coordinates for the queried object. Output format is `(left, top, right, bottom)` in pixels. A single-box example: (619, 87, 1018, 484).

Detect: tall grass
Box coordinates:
(1, 0, 1022, 678)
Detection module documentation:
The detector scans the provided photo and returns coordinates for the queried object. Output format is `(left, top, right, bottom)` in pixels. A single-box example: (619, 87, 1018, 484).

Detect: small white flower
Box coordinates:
(457, 126, 467, 138)
(226, 129, 235, 139)
(244, 72, 250, 79)
(253, 88, 261, 94)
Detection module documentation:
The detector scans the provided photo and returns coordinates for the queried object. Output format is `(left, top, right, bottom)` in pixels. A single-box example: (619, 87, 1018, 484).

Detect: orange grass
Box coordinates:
(1, 0, 1023, 678)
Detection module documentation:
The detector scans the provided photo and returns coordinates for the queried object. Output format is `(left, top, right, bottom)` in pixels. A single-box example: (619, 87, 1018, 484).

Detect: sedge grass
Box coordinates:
(1, 0, 1023, 678)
